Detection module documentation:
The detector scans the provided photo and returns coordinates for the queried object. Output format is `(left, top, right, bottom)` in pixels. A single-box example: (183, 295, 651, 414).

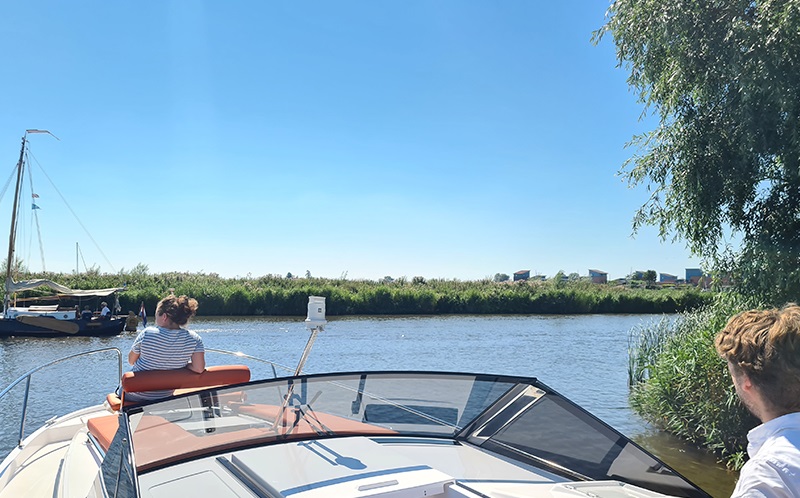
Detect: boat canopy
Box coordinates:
(4, 277, 125, 297)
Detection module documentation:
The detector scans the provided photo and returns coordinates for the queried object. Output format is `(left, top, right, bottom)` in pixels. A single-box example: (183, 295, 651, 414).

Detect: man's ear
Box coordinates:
(739, 371, 755, 392)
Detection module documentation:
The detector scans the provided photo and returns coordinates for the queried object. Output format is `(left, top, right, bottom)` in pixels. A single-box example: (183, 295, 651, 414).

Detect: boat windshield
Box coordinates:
(118, 371, 706, 498)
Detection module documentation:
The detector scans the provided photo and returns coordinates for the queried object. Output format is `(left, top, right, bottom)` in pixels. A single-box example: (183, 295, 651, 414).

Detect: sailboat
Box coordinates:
(0, 130, 126, 337)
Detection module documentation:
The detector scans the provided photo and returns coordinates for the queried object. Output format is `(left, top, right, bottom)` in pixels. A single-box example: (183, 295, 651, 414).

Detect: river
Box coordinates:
(0, 313, 736, 496)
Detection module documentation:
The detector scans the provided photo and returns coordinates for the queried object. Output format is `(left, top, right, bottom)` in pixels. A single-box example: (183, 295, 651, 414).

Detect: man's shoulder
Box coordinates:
(734, 460, 797, 498)
(736, 439, 800, 498)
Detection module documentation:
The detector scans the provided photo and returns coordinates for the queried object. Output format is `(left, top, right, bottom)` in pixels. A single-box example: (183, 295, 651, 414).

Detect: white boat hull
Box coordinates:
(0, 404, 111, 498)
(0, 409, 672, 498)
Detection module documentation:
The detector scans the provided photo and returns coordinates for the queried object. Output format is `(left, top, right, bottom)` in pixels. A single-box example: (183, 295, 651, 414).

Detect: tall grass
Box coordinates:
(18, 269, 714, 316)
(628, 292, 763, 469)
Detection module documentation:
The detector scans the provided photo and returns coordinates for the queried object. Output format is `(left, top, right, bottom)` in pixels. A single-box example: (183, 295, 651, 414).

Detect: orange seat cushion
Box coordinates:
(87, 413, 268, 473)
(87, 414, 120, 451)
(236, 404, 397, 435)
(103, 365, 251, 411)
(121, 365, 250, 393)
(106, 393, 122, 412)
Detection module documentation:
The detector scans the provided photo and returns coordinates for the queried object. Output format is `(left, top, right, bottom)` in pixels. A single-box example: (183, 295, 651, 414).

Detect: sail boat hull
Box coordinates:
(0, 316, 125, 337)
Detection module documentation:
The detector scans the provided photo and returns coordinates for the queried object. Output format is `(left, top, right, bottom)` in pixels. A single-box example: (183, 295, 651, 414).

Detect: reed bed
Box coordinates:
(20, 269, 713, 316)
(628, 292, 763, 469)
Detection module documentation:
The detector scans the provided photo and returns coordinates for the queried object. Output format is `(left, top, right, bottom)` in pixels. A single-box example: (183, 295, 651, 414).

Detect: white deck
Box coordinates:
(1, 414, 675, 498)
(138, 436, 670, 498)
(0, 405, 110, 498)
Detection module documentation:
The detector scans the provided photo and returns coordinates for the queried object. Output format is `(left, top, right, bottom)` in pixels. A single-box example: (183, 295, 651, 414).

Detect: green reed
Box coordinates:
(19, 269, 713, 316)
(628, 292, 763, 469)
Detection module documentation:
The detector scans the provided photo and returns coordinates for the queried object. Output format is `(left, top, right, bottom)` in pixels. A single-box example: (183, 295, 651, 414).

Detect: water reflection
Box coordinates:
(634, 428, 736, 497)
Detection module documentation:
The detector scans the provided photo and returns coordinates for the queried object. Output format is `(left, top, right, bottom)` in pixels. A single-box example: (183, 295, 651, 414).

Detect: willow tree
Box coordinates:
(595, 0, 800, 304)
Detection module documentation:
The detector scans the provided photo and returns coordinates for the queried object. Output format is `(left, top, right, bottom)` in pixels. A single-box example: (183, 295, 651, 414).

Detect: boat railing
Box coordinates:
(0, 347, 123, 448)
(0, 349, 294, 449)
(204, 348, 295, 378)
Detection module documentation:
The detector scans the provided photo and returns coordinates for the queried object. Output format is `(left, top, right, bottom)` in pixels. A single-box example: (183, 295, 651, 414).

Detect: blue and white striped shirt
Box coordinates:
(126, 325, 204, 401)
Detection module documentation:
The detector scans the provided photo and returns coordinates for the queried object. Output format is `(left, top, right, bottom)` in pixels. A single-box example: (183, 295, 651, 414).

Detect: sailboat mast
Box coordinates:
(3, 135, 27, 315)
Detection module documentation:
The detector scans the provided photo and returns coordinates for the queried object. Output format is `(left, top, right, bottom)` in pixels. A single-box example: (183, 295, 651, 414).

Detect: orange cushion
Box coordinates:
(88, 407, 396, 474)
(105, 365, 251, 412)
(236, 404, 397, 435)
(87, 413, 266, 472)
(87, 414, 120, 451)
(106, 393, 122, 412)
(121, 365, 250, 393)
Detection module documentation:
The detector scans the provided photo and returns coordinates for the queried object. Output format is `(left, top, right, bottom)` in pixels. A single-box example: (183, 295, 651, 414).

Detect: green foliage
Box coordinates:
(14, 268, 713, 316)
(550, 271, 566, 289)
(628, 292, 764, 468)
(595, 0, 800, 304)
(1, 257, 27, 277)
(493, 273, 510, 282)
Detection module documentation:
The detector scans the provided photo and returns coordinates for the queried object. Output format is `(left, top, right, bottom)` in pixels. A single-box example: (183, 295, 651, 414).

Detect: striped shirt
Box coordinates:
(126, 326, 204, 401)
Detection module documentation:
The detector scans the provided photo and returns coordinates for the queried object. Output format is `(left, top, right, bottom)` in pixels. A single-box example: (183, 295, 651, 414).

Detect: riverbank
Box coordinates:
(22, 270, 714, 316)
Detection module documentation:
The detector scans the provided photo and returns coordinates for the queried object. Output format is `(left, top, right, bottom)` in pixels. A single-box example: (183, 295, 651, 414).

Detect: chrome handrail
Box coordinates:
(0, 347, 123, 448)
(0, 348, 293, 449)
(204, 348, 295, 378)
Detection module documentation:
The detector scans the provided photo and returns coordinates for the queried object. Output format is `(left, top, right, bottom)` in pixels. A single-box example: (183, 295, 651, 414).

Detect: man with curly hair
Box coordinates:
(716, 305, 800, 497)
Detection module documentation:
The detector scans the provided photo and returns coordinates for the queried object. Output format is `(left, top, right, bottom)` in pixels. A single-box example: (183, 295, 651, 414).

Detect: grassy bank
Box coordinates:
(628, 292, 762, 469)
(21, 269, 713, 316)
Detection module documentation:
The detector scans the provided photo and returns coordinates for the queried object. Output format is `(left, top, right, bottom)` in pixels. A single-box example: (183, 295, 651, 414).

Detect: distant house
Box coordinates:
(588, 269, 607, 284)
(717, 274, 733, 288)
(630, 270, 645, 280)
(513, 270, 530, 281)
(685, 268, 704, 285)
(659, 273, 677, 283)
(532, 274, 547, 282)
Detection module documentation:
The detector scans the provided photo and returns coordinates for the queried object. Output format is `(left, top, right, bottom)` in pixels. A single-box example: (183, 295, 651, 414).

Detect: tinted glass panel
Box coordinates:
(100, 419, 137, 498)
(485, 394, 708, 498)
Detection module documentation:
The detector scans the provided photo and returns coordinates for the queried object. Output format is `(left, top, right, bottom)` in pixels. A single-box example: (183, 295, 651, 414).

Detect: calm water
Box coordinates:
(0, 314, 736, 496)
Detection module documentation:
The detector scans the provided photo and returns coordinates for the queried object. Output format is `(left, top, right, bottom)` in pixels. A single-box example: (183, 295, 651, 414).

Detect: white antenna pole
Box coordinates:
(274, 297, 328, 432)
(295, 296, 327, 376)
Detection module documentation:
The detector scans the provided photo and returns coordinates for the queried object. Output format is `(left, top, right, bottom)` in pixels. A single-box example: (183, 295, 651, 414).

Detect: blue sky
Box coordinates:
(0, 1, 701, 281)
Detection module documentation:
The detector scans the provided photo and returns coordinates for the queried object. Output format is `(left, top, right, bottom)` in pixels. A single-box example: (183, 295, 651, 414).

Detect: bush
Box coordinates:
(628, 292, 763, 469)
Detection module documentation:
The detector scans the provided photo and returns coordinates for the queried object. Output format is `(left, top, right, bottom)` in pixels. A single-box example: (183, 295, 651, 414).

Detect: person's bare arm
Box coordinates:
(188, 351, 205, 373)
(128, 350, 139, 365)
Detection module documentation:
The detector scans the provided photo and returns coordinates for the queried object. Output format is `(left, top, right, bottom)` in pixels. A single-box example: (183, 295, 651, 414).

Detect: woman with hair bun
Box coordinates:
(126, 294, 205, 402)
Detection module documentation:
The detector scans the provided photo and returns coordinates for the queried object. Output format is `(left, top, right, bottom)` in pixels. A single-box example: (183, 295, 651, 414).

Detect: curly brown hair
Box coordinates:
(715, 304, 800, 414)
(156, 294, 199, 327)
